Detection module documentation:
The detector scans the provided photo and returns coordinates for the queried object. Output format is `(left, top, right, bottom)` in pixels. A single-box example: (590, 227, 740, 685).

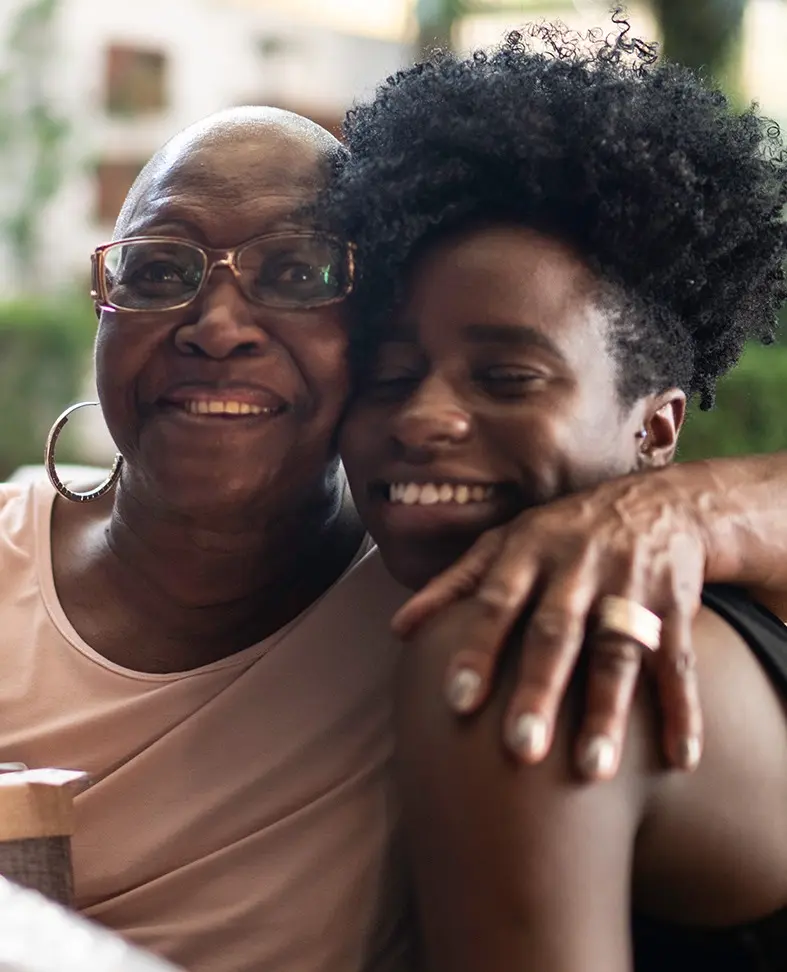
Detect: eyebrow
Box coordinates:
(460, 322, 567, 362)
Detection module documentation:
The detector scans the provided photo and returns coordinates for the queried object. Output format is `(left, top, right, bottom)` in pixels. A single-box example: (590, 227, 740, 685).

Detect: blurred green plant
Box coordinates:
(651, 0, 748, 99)
(0, 0, 70, 288)
(678, 336, 787, 460)
(0, 293, 96, 478)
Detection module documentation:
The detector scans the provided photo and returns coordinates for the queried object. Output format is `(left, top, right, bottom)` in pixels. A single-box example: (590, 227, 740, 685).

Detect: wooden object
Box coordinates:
(0, 768, 88, 905)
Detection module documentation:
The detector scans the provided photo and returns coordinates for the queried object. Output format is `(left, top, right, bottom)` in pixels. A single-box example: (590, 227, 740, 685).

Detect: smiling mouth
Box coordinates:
(169, 399, 287, 418)
(384, 482, 497, 506)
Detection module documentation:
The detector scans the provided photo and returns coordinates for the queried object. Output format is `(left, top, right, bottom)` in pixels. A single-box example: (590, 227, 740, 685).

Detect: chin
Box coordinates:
(377, 537, 475, 592)
(137, 466, 282, 520)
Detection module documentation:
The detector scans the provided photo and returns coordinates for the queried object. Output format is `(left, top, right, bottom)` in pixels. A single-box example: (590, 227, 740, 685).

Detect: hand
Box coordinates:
(391, 470, 707, 780)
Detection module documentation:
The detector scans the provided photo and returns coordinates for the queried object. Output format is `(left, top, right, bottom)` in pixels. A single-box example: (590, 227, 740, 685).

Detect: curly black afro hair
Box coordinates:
(324, 14, 787, 409)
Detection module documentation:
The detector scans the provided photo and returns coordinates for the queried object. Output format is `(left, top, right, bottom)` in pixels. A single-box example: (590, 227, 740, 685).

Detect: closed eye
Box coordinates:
(359, 370, 422, 402)
(475, 366, 545, 398)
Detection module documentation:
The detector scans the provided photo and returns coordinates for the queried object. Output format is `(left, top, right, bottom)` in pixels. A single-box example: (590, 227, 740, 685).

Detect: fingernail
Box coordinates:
(507, 713, 549, 761)
(677, 736, 701, 771)
(445, 668, 482, 713)
(579, 735, 617, 779)
(0, 762, 27, 773)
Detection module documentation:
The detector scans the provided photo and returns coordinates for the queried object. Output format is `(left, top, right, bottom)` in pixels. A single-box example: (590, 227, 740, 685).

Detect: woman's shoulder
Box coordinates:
(634, 594, 787, 927)
(0, 478, 52, 565)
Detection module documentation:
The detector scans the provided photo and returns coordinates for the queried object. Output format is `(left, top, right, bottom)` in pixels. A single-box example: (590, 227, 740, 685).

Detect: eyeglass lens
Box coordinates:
(102, 236, 349, 310)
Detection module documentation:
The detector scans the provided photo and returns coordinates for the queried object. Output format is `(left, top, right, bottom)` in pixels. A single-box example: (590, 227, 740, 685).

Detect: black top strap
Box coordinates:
(702, 584, 787, 689)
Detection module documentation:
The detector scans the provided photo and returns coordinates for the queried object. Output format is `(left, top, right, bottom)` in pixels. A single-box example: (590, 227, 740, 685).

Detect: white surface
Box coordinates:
(8, 465, 107, 488)
(0, 878, 182, 972)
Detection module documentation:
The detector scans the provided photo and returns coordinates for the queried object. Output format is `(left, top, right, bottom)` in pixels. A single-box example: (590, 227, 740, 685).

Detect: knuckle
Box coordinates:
(475, 579, 521, 614)
(554, 578, 594, 616)
(663, 569, 703, 609)
(608, 541, 645, 580)
(528, 607, 580, 648)
(667, 647, 697, 678)
(591, 636, 642, 675)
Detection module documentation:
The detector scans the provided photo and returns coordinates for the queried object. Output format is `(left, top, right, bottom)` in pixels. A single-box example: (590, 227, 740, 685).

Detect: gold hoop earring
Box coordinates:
(45, 402, 123, 503)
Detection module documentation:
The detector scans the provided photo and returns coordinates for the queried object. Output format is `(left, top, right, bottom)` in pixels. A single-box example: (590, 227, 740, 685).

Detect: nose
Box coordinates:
(390, 374, 471, 457)
(174, 272, 269, 360)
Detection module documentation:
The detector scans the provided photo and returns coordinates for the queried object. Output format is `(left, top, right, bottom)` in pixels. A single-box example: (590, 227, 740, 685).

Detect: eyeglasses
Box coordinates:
(90, 232, 355, 312)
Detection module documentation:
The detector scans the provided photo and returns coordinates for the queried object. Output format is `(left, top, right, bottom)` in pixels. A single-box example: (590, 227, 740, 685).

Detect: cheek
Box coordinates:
(488, 410, 567, 500)
(292, 322, 352, 431)
(486, 394, 631, 499)
(94, 314, 160, 453)
(547, 396, 638, 488)
(303, 345, 350, 436)
(94, 318, 135, 425)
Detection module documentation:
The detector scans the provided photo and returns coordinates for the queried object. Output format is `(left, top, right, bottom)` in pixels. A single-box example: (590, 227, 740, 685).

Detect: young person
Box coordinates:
(332, 20, 787, 970)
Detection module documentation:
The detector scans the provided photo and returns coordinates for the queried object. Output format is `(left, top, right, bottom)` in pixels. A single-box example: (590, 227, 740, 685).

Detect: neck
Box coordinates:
(55, 465, 365, 671)
(106, 472, 351, 608)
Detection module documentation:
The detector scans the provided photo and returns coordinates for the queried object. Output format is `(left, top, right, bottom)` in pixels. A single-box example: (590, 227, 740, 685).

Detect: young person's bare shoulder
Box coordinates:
(634, 602, 787, 926)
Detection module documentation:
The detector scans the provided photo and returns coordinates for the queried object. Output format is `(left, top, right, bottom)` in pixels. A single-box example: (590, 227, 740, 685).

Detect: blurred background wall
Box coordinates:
(0, 0, 783, 475)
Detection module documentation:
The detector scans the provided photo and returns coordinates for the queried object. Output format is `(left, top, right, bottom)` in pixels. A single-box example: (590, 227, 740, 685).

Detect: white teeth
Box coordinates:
(402, 483, 421, 505)
(419, 483, 440, 505)
(387, 482, 497, 506)
(183, 400, 273, 416)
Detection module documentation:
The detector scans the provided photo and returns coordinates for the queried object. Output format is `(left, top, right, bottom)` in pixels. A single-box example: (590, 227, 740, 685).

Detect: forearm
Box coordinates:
(657, 453, 787, 592)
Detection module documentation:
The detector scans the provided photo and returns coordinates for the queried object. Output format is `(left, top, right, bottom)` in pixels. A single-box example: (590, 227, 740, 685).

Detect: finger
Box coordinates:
(655, 610, 703, 771)
(441, 555, 541, 717)
(504, 574, 595, 764)
(391, 529, 504, 638)
(573, 632, 644, 781)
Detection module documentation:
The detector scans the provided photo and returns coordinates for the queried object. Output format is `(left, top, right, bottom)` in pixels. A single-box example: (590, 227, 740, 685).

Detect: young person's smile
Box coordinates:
(341, 225, 651, 590)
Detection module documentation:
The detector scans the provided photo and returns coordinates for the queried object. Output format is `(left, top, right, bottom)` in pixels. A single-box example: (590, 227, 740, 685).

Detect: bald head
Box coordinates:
(115, 106, 343, 239)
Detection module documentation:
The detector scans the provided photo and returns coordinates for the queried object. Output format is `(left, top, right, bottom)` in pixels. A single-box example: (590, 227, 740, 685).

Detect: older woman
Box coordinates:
(0, 108, 412, 972)
(0, 98, 785, 972)
(331, 21, 787, 971)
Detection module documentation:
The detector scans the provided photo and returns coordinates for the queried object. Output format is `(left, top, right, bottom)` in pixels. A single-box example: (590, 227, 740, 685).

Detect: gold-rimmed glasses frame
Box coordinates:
(90, 231, 356, 313)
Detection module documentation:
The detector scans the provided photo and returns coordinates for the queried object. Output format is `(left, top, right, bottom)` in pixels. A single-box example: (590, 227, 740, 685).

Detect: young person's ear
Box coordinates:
(636, 389, 686, 469)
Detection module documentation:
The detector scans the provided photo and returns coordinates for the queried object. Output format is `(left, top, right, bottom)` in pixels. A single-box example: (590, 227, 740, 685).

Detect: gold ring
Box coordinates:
(596, 595, 662, 652)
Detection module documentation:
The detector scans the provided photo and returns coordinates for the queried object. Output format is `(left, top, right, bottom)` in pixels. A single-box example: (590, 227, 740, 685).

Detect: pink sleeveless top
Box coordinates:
(0, 480, 413, 972)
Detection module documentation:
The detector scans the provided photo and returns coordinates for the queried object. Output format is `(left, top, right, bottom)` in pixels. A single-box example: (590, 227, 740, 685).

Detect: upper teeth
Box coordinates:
(183, 400, 276, 416)
(388, 483, 494, 505)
